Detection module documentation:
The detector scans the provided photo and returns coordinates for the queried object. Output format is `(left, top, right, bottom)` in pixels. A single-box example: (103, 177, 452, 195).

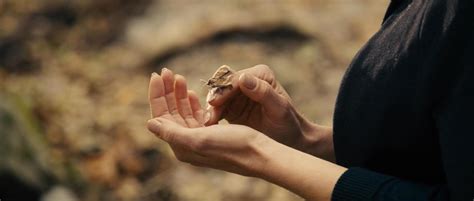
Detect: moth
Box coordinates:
(204, 65, 235, 103)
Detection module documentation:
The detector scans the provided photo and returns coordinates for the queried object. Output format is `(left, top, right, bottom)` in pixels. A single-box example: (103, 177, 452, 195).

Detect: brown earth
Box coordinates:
(0, 1, 388, 200)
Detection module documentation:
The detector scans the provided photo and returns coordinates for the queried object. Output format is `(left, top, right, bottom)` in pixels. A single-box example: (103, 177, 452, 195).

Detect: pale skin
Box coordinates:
(147, 65, 347, 201)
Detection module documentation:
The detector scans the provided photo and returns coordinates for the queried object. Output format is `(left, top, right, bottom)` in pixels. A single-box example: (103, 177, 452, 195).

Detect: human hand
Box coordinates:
(148, 117, 272, 177)
(205, 64, 333, 160)
(147, 68, 272, 176)
(147, 68, 345, 200)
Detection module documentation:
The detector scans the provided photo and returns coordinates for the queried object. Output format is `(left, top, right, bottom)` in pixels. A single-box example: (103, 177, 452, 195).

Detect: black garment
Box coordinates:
(332, 0, 474, 200)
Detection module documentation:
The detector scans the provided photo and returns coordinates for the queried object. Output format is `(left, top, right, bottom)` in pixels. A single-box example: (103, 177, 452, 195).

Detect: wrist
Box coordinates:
(256, 136, 346, 201)
(249, 134, 281, 178)
(298, 117, 335, 162)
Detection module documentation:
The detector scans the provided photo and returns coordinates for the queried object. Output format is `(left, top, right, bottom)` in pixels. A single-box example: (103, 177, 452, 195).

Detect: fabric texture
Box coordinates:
(332, 0, 474, 200)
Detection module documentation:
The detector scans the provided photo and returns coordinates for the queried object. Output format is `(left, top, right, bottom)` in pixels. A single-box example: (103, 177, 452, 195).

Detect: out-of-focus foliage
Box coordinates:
(0, 0, 387, 200)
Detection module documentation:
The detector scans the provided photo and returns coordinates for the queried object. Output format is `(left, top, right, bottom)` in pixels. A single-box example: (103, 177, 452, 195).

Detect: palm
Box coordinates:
(147, 69, 276, 177)
(148, 68, 206, 129)
(148, 69, 208, 162)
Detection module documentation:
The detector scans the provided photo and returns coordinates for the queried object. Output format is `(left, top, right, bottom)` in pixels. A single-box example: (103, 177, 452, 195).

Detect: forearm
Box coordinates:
(297, 115, 336, 162)
(257, 138, 346, 201)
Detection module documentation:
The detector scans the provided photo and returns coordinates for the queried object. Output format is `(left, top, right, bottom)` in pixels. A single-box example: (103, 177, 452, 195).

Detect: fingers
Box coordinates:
(205, 105, 225, 126)
(148, 118, 262, 176)
(149, 73, 170, 118)
(161, 68, 187, 126)
(174, 75, 201, 128)
(147, 118, 213, 165)
(238, 73, 287, 117)
(188, 90, 205, 125)
(148, 117, 215, 156)
(148, 118, 246, 175)
(149, 68, 206, 128)
(204, 64, 275, 124)
(208, 64, 275, 107)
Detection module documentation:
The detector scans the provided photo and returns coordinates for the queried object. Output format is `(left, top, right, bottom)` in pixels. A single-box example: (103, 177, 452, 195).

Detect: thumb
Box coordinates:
(238, 73, 287, 116)
(204, 105, 225, 126)
(147, 118, 193, 146)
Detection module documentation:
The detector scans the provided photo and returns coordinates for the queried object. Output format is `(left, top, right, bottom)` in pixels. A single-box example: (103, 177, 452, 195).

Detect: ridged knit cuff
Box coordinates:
(332, 167, 394, 201)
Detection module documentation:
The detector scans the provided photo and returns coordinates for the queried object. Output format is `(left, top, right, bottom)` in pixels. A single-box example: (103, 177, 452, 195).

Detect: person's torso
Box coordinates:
(333, 0, 468, 184)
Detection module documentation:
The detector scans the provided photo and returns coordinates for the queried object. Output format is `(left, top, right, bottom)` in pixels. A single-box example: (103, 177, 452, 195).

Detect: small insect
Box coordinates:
(204, 65, 235, 89)
(204, 65, 235, 102)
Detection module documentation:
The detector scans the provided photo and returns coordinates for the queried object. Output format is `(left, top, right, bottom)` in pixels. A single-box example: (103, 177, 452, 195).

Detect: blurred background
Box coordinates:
(0, 0, 388, 200)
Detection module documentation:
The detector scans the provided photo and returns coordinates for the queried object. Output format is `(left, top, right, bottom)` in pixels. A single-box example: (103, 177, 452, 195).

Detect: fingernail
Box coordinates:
(206, 90, 216, 103)
(151, 72, 158, 77)
(242, 74, 257, 89)
(208, 94, 216, 103)
(161, 67, 169, 74)
(147, 119, 161, 133)
(204, 111, 211, 123)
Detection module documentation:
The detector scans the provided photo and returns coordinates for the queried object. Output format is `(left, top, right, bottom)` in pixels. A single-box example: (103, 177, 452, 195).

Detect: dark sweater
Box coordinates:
(332, 0, 474, 200)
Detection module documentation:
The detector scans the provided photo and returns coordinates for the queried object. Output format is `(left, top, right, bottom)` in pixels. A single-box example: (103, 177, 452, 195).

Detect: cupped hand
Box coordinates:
(147, 68, 272, 176)
(205, 64, 320, 153)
